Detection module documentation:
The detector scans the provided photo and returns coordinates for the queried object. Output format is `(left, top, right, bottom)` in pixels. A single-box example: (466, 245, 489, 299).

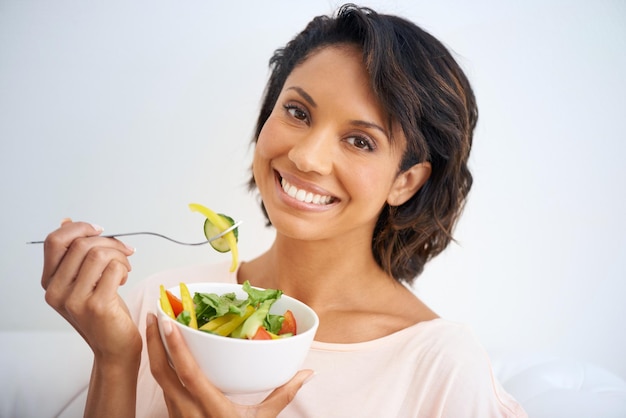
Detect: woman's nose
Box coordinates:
(287, 130, 333, 175)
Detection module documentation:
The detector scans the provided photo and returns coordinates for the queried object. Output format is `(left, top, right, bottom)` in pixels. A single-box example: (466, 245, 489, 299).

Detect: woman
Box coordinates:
(41, 4, 526, 417)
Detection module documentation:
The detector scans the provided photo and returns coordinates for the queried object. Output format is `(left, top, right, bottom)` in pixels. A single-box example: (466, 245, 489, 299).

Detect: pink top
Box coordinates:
(128, 261, 527, 417)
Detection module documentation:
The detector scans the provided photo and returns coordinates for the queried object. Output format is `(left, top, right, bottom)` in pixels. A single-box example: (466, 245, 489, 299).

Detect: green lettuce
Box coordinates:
(187, 281, 283, 330)
(242, 280, 282, 305)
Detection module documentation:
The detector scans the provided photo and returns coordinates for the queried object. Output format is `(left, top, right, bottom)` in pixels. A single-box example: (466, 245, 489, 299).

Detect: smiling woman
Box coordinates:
(37, 4, 528, 417)
(250, 11, 476, 283)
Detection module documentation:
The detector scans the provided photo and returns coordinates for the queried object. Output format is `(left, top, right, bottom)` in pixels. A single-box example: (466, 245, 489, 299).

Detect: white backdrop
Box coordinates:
(1, 0, 625, 380)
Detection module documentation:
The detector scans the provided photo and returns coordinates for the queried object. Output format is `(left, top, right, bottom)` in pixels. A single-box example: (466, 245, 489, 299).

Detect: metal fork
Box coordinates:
(27, 220, 242, 246)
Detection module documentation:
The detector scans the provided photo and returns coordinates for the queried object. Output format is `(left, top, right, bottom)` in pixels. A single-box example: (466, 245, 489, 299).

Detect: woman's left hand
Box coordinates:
(146, 313, 313, 418)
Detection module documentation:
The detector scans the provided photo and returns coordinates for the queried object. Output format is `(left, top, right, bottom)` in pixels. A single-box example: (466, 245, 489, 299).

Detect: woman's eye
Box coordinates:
(284, 104, 308, 122)
(346, 135, 375, 151)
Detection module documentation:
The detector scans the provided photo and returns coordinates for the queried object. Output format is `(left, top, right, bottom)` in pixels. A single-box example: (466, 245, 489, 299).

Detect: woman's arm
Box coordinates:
(85, 353, 141, 418)
(41, 220, 141, 417)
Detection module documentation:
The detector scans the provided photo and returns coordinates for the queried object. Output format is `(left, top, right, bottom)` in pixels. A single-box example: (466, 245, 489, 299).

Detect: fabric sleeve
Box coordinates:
(431, 325, 528, 418)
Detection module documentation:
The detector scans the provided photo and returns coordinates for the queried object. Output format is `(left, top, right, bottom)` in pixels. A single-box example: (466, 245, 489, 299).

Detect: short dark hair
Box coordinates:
(249, 4, 478, 284)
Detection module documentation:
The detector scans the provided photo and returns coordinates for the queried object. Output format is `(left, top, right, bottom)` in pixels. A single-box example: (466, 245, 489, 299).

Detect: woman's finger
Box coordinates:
(256, 369, 315, 417)
(64, 260, 141, 357)
(45, 245, 131, 317)
(148, 315, 239, 418)
(41, 220, 104, 288)
(91, 257, 132, 299)
(48, 234, 133, 292)
(69, 246, 132, 299)
(159, 319, 224, 399)
(146, 313, 191, 399)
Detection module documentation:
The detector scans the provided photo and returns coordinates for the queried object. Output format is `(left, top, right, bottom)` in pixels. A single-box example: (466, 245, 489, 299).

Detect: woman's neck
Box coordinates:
(237, 231, 438, 343)
(238, 232, 394, 308)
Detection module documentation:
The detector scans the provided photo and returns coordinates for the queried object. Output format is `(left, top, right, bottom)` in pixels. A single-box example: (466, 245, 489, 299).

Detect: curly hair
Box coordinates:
(248, 4, 478, 284)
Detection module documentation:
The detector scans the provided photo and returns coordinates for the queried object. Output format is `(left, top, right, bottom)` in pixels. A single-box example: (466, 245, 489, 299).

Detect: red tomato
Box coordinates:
(166, 290, 184, 317)
(279, 310, 297, 336)
(251, 326, 272, 340)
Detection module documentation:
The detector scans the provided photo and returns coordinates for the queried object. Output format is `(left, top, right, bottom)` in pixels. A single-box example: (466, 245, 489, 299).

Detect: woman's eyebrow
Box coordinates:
(286, 86, 317, 108)
(350, 120, 388, 137)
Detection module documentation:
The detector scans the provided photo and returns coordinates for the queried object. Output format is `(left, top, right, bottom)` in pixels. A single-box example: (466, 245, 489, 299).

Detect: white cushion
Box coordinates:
(490, 351, 626, 418)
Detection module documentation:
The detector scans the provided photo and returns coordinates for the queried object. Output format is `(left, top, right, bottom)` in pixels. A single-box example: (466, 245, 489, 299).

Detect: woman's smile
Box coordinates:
(280, 177, 335, 206)
(274, 169, 339, 212)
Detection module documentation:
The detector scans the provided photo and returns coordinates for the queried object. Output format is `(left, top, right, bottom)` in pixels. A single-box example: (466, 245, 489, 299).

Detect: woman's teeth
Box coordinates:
(281, 178, 334, 205)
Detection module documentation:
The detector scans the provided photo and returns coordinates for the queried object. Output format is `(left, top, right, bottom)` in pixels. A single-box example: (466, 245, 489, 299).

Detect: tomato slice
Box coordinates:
(251, 326, 272, 340)
(278, 310, 297, 336)
(166, 290, 184, 317)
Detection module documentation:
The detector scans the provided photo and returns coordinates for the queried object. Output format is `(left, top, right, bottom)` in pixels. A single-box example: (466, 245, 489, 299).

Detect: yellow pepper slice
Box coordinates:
(213, 306, 255, 337)
(189, 202, 239, 272)
(179, 282, 197, 329)
(159, 285, 176, 319)
(198, 313, 233, 332)
(199, 306, 255, 336)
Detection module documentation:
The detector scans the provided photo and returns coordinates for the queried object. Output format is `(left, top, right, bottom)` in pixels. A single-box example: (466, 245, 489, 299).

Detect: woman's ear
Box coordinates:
(387, 162, 431, 206)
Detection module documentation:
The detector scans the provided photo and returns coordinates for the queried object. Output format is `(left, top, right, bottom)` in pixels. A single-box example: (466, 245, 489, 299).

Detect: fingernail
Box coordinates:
(60, 218, 72, 226)
(162, 319, 172, 336)
(146, 313, 154, 326)
(123, 242, 136, 253)
(91, 223, 104, 233)
(303, 370, 316, 385)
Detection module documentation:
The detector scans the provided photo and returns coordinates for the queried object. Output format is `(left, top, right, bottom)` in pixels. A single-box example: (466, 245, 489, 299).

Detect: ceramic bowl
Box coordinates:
(156, 282, 319, 394)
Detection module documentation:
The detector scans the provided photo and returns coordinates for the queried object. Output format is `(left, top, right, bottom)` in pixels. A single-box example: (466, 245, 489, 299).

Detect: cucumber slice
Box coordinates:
(204, 214, 238, 253)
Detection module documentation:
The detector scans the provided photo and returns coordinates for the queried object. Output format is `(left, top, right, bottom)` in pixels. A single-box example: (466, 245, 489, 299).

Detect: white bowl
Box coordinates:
(156, 282, 319, 394)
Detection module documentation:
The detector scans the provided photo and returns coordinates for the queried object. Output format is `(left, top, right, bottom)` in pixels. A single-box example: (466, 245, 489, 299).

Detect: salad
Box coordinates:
(161, 204, 296, 339)
(159, 281, 297, 340)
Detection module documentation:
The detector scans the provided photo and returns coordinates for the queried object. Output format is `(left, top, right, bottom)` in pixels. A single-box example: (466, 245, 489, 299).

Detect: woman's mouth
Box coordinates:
(280, 177, 337, 205)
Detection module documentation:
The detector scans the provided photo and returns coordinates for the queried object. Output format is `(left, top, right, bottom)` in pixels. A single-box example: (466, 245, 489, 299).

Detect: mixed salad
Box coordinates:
(159, 281, 297, 340)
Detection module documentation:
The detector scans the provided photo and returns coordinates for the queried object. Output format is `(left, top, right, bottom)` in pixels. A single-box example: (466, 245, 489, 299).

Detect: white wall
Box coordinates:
(1, 0, 624, 380)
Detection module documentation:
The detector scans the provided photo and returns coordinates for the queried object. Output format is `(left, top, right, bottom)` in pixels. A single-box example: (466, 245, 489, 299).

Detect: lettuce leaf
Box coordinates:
(264, 314, 285, 335)
(242, 280, 282, 305)
(176, 310, 192, 326)
(190, 281, 282, 329)
(193, 291, 248, 327)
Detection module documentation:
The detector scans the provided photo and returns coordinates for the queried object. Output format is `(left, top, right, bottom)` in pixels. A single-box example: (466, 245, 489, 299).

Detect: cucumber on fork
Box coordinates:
(189, 202, 240, 272)
(204, 214, 238, 253)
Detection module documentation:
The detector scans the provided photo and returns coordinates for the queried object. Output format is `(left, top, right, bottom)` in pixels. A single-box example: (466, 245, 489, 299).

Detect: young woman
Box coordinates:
(41, 5, 527, 417)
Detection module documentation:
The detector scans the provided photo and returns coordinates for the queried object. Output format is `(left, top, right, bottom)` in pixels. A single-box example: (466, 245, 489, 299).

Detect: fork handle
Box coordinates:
(27, 220, 242, 246)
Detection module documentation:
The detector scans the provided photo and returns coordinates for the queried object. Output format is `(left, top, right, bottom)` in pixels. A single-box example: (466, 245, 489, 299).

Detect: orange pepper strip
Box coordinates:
(166, 290, 184, 317)
(159, 285, 175, 319)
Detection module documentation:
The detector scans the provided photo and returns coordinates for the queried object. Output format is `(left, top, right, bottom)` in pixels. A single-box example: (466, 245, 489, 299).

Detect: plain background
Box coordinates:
(1, 0, 625, 381)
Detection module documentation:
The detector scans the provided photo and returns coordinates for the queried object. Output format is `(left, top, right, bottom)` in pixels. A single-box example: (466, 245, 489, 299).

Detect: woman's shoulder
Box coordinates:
(393, 318, 493, 367)
(403, 319, 528, 416)
(314, 318, 496, 381)
(308, 319, 527, 416)
(311, 318, 481, 355)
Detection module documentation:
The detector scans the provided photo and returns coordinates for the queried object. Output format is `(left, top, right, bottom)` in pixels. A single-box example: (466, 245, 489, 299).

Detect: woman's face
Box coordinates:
(253, 45, 408, 242)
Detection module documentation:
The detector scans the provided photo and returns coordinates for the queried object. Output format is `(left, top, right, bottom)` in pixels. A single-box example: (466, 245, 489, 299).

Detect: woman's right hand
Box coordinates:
(146, 312, 314, 418)
(41, 219, 141, 364)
